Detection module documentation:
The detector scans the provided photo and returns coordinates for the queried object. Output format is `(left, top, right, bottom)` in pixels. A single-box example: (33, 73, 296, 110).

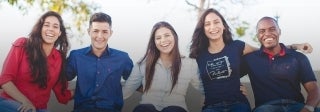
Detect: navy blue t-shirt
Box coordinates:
(196, 40, 248, 105)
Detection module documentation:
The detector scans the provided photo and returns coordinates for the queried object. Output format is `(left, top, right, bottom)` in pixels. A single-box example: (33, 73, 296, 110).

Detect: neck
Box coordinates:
(42, 43, 54, 56)
(92, 48, 106, 57)
(264, 44, 281, 55)
(160, 54, 172, 68)
(208, 38, 225, 54)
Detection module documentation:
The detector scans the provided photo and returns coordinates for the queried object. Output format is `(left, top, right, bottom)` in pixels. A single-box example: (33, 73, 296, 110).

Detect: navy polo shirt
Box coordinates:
(243, 43, 316, 107)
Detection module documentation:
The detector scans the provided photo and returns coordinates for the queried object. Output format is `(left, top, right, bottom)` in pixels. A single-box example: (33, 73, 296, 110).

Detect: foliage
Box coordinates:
(1, 0, 100, 39)
(184, 0, 257, 38)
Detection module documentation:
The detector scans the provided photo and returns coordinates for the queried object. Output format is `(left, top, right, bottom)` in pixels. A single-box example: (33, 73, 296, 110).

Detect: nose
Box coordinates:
(160, 36, 168, 43)
(264, 29, 273, 36)
(97, 32, 104, 38)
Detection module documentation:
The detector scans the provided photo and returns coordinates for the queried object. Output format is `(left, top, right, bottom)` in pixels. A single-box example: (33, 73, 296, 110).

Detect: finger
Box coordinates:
(18, 106, 26, 112)
(32, 108, 36, 112)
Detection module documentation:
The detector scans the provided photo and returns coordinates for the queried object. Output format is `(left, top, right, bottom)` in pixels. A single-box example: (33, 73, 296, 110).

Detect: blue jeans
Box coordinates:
(253, 99, 320, 112)
(73, 107, 120, 112)
(0, 97, 47, 112)
(202, 101, 251, 112)
(133, 104, 187, 112)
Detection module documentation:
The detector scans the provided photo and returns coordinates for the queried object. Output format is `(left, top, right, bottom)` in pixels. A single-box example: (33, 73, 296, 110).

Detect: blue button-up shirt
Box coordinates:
(67, 46, 133, 111)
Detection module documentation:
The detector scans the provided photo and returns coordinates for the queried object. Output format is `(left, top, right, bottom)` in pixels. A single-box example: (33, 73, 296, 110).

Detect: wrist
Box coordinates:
(304, 105, 315, 112)
(290, 44, 297, 50)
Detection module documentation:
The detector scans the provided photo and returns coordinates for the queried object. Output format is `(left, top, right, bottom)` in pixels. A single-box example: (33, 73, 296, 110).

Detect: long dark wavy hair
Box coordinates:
(138, 21, 181, 93)
(25, 11, 69, 93)
(189, 8, 233, 58)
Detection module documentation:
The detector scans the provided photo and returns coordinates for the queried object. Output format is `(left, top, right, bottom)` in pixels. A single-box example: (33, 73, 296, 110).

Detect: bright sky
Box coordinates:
(0, 0, 319, 70)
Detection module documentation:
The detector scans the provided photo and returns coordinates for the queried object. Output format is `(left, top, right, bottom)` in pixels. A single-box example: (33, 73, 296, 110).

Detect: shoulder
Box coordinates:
(69, 46, 90, 56)
(233, 40, 245, 44)
(228, 40, 245, 49)
(109, 48, 130, 57)
(181, 56, 198, 67)
(12, 37, 28, 47)
(181, 56, 197, 63)
(287, 49, 309, 60)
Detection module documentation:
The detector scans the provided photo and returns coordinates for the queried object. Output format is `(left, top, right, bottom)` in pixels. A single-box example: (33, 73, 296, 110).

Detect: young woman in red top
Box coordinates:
(0, 11, 73, 112)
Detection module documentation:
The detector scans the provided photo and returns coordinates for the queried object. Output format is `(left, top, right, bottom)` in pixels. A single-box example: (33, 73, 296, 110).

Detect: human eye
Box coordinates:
(204, 22, 210, 26)
(43, 23, 49, 27)
(155, 36, 161, 40)
(103, 30, 109, 34)
(53, 24, 60, 29)
(258, 29, 265, 34)
(269, 28, 276, 32)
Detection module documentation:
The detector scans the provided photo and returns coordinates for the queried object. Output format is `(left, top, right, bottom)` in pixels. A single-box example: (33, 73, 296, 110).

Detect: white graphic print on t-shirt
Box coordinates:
(206, 56, 232, 80)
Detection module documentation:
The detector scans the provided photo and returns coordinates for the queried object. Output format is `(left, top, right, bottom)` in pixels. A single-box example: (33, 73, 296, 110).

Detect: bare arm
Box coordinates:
(243, 43, 258, 55)
(243, 43, 313, 55)
(301, 81, 320, 112)
(287, 43, 313, 53)
(1, 81, 35, 112)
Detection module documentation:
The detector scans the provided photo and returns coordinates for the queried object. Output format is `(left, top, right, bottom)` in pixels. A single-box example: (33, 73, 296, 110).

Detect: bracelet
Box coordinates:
(304, 105, 315, 112)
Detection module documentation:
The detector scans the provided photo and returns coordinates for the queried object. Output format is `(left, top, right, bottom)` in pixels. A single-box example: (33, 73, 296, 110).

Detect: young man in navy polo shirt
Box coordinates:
(242, 16, 320, 112)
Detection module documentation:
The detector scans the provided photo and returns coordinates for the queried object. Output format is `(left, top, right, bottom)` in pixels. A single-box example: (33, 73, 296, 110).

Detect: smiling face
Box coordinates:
(88, 22, 113, 51)
(204, 12, 225, 41)
(154, 27, 175, 55)
(41, 16, 61, 46)
(256, 18, 281, 49)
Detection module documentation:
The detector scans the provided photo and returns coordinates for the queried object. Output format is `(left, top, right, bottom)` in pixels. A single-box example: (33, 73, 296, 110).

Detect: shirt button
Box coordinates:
(97, 71, 100, 74)
(272, 58, 274, 60)
(96, 84, 99, 87)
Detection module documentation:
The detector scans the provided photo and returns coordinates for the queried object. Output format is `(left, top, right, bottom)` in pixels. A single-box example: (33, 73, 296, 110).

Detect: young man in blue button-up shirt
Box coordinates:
(66, 12, 133, 112)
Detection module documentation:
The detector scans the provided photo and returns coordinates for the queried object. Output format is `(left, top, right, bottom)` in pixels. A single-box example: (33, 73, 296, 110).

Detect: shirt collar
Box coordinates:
(84, 45, 111, 57)
(48, 48, 59, 59)
(259, 43, 290, 59)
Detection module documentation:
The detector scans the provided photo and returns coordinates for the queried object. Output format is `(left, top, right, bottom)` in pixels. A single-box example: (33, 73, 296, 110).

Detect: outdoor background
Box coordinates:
(0, 0, 320, 111)
(1, 0, 319, 71)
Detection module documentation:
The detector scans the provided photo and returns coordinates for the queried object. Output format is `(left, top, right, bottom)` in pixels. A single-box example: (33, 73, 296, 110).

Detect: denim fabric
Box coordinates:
(133, 104, 187, 112)
(73, 107, 120, 112)
(0, 97, 48, 112)
(202, 101, 251, 112)
(253, 99, 304, 112)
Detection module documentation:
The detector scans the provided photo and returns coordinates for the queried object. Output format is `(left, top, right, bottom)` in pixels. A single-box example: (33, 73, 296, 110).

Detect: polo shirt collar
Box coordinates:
(259, 43, 293, 59)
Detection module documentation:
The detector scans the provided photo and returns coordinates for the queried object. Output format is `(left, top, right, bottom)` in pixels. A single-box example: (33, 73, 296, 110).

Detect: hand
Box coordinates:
(297, 43, 313, 54)
(300, 107, 312, 112)
(240, 84, 248, 96)
(18, 101, 36, 112)
(70, 89, 75, 99)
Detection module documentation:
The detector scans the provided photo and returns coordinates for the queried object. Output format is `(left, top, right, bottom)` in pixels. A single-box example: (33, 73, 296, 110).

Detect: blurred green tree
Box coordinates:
(185, 0, 256, 38)
(1, 0, 100, 41)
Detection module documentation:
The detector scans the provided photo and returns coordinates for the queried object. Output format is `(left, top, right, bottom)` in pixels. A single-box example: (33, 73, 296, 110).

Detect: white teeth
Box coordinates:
(161, 43, 169, 47)
(210, 31, 218, 34)
(46, 34, 54, 37)
(264, 38, 273, 41)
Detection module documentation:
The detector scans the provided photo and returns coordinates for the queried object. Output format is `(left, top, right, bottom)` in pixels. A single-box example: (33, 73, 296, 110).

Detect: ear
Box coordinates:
(279, 29, 281, 35)
(109, 29, 113, 37)
(58, 31, 62, 37)
(87, 28, 90, 35)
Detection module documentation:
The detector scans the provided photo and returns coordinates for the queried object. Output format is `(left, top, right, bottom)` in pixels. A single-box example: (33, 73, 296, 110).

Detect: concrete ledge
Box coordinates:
(1, 72, 319, 112)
